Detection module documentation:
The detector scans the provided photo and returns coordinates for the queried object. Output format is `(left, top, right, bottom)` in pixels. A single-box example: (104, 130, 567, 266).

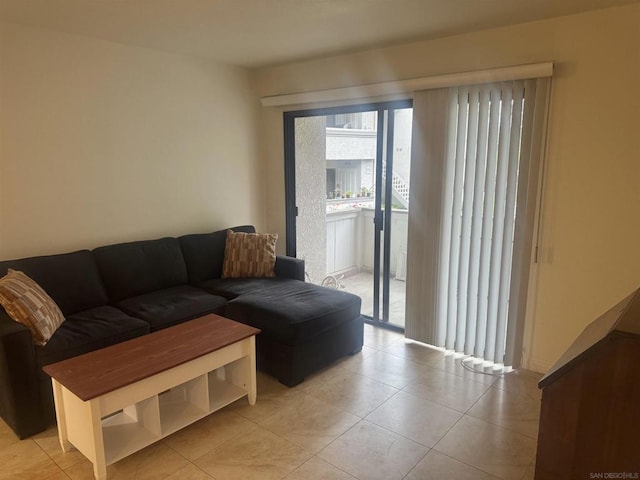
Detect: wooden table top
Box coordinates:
(43, 314, 260, 401)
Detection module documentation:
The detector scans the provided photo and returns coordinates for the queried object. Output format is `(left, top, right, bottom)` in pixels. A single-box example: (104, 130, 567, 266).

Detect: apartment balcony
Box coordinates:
(303, 199, 408, 329)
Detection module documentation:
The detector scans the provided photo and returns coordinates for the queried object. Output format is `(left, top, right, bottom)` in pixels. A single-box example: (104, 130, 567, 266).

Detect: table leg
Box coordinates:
(51, 380, 72, 452)
(93, 462, 107, 480)
(248, 336, 257, 406)
(89, 400, 107, 480)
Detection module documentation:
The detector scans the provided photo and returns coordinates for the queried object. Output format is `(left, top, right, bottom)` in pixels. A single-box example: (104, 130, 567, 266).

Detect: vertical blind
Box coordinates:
(405, 78, 550, 367)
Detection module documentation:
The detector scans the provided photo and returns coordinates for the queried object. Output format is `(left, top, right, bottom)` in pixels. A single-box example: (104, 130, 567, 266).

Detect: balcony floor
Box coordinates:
(333, 272, 406, 329)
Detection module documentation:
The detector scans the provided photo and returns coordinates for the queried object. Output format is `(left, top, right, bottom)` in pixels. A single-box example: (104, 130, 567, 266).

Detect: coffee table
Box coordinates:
(43, 314, 260, 480)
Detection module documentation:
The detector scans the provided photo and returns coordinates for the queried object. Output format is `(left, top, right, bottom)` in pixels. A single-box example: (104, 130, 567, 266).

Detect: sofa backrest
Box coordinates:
(93, 237, 188, 301)
(179, 225, 255, 284)
(0, 250, 109, 316)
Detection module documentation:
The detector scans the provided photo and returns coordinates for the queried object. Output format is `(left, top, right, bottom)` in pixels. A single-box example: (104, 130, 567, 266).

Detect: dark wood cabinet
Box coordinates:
(535, 289, 640, 479)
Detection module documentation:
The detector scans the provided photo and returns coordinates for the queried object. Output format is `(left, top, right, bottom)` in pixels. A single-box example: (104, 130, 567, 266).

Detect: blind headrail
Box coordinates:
(260, 62, 554, 108)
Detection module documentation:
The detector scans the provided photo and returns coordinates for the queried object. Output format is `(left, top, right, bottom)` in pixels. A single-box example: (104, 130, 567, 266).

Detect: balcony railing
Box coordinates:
(325, 204, 408, 279)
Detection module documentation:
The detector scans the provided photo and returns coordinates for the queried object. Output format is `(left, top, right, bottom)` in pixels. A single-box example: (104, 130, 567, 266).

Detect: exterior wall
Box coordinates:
(326, 129, 376, 160)
(392, 109, 413, 189)
(252, 4, 640, 373)
(0, 22, 262, 259)
(294, 116, 327, 283)
(327, 124, 376, 197)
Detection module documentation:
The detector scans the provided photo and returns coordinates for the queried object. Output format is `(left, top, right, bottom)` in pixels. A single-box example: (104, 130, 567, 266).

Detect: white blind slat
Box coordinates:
(446, 88, 467, 350)
(457, 87, 480, 353)
(465, 86, 491, 355)
(484, 84, 514, 362)
(494, 81, 526, 363)
(435, 90, 459, 347)
(475, 85, 502, 358)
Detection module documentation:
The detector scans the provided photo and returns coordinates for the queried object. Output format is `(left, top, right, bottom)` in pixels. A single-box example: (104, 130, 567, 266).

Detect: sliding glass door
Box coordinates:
(284, 101, 412, 330)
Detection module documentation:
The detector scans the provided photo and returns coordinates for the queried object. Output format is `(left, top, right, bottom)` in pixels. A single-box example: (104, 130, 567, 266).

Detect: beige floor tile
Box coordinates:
(406, 450, 502, 480)
(301, 367, 398, 417)
(467, 386, 540, 439)
(431, 354, 500, 386)
(434, 415, 536, 480)
(194, 425, 311, 480)
(283, 456, 356, 480)
(343, 350, 426, 389)
(494, 369, 543, 400)
(362, 325, 404, 350)
(165, 463, 213, 479)
(521, 462, 536, 480)
(383, 340, 445, 365)
(295, 363, 352, 394)
(32, 426, 86, 470)
(318, 420, 427, 480)
(228, 371, 308, 423)
(404, 368, 490, 412)
(163, 409, 255, 461)
(332, 345, 378, 370)
(64, 442, 188, 480)
(260, 394, 360, 453)
(0, 439, 62, 480)
(365, 391, 462, 447)
(44, 470, 72, 480)
(0, 418, 21, 450)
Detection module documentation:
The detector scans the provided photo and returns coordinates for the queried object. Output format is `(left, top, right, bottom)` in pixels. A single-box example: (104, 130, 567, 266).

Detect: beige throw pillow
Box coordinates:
(222, 230, 278, 278)
(0, 269, 65, 346)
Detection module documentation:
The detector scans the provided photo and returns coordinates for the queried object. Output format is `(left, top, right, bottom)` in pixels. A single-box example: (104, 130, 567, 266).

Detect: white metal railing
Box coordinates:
(392, 171, 410, 206)
(381, 164, 410, 209)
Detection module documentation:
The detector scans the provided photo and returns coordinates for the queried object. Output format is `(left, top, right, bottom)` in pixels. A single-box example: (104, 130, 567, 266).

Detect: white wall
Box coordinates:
(252, 4, 640, 372)
(0, 22, 262, 259)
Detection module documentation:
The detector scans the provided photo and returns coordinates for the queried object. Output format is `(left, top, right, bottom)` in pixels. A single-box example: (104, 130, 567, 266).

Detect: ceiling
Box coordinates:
(1, 0, 638, 68)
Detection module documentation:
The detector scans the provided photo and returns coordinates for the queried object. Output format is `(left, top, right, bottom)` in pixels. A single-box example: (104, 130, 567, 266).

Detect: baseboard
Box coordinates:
(525, 358, 554, 374)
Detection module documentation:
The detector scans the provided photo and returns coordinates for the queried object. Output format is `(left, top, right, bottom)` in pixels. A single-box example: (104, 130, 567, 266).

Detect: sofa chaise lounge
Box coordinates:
(0, 225, 363, 439)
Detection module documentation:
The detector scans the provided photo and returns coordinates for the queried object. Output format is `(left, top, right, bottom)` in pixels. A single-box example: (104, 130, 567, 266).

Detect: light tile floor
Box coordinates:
(0, 325, 541, 480)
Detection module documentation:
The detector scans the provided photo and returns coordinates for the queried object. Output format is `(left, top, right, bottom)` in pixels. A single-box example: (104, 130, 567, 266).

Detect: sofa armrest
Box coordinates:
(274, 255, 305, 281)
(0, 310, 45, 438)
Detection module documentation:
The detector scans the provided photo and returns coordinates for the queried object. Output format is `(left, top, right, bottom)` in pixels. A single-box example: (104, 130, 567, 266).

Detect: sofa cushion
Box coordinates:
(0, 269, 65, 346)
(222, 231, 278, 279)
(197, 277, 302, 300)
(93, 237, 188, 301)
(179, 225, 255, 284)
(224, 281, 361, 345)
(0, 250, 108, 316)
(274, 256, 306, 282)
(115, 285, 227, 331)
(36, 306, 149, 370)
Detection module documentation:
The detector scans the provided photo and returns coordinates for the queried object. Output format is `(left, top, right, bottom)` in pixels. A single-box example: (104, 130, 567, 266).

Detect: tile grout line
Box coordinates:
(286, 455, 359, 480)
(430, 415, 536, 480)
(464, 386, 541, 440)
(430, 428, 508, 480)
(31, 436, 73, 479)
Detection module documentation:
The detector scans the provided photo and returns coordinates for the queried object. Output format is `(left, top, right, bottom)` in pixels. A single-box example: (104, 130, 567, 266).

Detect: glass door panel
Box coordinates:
(385, 108, 412, 329)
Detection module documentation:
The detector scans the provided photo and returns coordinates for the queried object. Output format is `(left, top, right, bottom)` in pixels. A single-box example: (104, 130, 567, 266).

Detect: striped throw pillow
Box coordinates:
(222, 230, 278, 278)
(0, 269, 65, 346)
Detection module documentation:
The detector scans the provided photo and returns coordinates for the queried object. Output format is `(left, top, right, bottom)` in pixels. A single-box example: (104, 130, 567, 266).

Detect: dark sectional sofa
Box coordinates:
(0, 225, 363, 439)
